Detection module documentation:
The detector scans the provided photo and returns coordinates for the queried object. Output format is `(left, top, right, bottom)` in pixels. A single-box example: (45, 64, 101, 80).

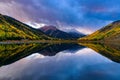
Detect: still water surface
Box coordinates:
(0, 43, 120, 80)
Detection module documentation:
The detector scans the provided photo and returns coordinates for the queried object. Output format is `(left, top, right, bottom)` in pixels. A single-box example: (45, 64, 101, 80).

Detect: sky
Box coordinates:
(0, 0, 120, 34)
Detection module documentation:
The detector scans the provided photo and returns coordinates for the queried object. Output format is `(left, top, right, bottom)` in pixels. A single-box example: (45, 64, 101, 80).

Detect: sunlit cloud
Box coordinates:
(76, 27, 94, 34)
(0, 0, 120, 32)
(26, 22, 46, 29)
(0, 1, 30, 22)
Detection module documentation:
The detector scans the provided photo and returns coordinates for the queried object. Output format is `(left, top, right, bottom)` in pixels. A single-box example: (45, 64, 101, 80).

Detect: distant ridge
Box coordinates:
(39, 25, 85, 39)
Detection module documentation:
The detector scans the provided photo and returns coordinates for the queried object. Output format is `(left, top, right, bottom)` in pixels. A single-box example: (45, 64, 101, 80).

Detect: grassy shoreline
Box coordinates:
(1, 39, 119, 44)
(0, 40, 79, 44)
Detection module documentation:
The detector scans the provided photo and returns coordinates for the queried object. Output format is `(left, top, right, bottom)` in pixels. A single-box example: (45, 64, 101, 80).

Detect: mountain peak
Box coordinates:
(40, 25, 57, 31)
(39, 25, 85, 39)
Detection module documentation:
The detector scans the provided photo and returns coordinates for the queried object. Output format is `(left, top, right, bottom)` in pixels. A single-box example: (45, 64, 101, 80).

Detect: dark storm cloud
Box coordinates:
(0, 0, 120, 32)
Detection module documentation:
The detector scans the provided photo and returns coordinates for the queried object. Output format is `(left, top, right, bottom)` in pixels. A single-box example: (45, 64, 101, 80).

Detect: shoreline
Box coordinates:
(0, 40, 119, 44)
(0, 40, 79, 44)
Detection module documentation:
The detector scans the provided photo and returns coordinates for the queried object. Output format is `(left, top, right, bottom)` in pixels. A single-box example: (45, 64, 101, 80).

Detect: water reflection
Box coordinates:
(79, 42, 120, 63)
(0, 43, 49, 66)
(0, 43, 120, 80)
(38, 43, 85, 56)
(0, 43, 83, 67)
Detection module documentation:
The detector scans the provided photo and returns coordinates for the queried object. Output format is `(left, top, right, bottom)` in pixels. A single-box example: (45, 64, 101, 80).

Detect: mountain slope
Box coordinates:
(79, 20, 120, 41)
(39, 25, 85, 39)
(67, 30, 86, 38)
(0, 14, 51, 41)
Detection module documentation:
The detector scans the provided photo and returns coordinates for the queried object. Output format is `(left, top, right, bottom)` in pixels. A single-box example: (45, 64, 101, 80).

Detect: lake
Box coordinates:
(0, 42, 120, 80)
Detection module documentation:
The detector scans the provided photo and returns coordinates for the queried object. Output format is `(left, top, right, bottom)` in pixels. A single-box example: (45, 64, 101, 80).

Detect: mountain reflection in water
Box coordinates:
(0, 43, 120, 80)
(0, 43, 84, 67)
(79, 42, 120, 63)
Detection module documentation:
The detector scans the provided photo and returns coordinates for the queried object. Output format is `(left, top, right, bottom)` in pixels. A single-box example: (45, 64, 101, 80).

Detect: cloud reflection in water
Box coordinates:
(0, 48, 120, 80)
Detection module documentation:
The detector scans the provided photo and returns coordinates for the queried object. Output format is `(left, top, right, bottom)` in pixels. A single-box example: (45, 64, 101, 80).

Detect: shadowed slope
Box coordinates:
(39, 25, 85, 39)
